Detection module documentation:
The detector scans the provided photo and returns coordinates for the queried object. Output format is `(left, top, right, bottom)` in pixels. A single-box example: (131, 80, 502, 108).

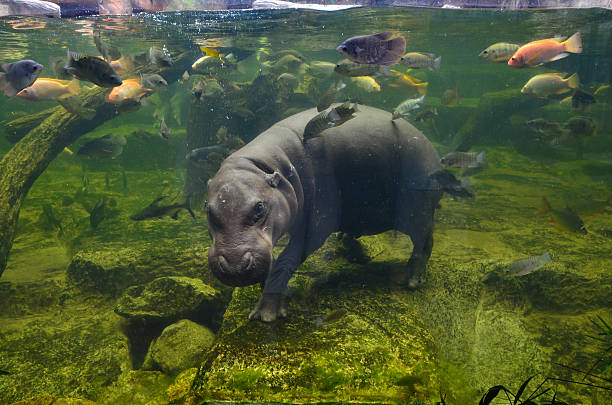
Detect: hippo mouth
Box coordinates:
(209, 250, 270, 287)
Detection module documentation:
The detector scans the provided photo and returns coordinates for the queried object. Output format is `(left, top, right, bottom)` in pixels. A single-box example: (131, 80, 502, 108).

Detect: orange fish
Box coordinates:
(17, 78, 80, 101)
(508, 32, 582, 68)
(108, 78, 152, 104)
(388, 70, 428, 95)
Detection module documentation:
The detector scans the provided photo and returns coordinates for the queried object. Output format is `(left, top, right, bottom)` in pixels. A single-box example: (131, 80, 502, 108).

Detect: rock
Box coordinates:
(143, 319, 215, 375)
(10, 396, 97, 405)
(0, 0, 60, 18)
(114, 276, 223, 324)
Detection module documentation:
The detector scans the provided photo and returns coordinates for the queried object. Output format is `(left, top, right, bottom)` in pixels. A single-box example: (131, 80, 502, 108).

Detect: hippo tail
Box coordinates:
(428, 169, 473, 199)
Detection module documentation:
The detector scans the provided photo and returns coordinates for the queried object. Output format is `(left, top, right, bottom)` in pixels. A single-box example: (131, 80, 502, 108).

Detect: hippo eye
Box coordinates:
(252, 201, 266, 223)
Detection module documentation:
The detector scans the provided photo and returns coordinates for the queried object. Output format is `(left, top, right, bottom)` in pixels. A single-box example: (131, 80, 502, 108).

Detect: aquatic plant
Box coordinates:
(587, 315, 612, 376)
(477, 376, 567, 405)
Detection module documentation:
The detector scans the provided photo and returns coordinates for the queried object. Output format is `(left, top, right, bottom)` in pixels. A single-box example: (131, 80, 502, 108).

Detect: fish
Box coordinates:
(413, 108, 438, 123)
(392, 94, 425, 120)
(521, 73, 579, 98)
(49, 56, 72, 80)
(527, 119, 567, 139)
(315, 308, 348, 328)
(200, 46, 221, 59)
(317, 81, 346, 112)
(93, 29, 121, 62)
(278, 72, 299, 89)
(64, 49, 122, 88)
(400, 52, 442, 70)
(334, 59, 390, 77)
(305, 61, 336, 79)
(130, 196, 195, 221)
(108, 78, 152, 104)
(571, 89, 596, 110)
(478, 42, 521, 63)
(192, 55, 224, 74)
(160, 117, 170, 139)
(539, 196, 587, 234)
(564, 116, 597, 138)
(303, 102, 358, 141)
(180, 70, 190, 84)
(147, 46, 172, 67)
(77, 134, 127, 159)
(440, 151, 486, 169)
(186, 145, 230, 164)
(336, 32, 406, 66)
(40, 203, 62, 234)
(441, 85, 460, 107)
(16, 78, 80, 101)
(0, 369, 10, 375)
(509, 252, 552, 276)
(351, 76, 381, 92)
(90, 197, 106, 229)
(387, 71, 428, 95)
(0, 59, 43, 97)
(268, 54, 303, 74)
(508, 32, 582, 67)
(141, 74, 168, 89)
(193, 78, 224, 101)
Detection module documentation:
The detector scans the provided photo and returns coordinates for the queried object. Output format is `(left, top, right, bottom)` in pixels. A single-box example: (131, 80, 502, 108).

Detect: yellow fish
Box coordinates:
(351, 76, 381, 92)
(200, 46, 222, 59)
(388, 71, 428, 95)
(16, 78, 80, 101)
(521, 73, 579, 98)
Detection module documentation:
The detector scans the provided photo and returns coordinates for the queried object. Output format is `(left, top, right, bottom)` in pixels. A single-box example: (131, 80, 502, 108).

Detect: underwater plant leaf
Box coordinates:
(479, 385, 506, 405)
(514, 375, 534, 404)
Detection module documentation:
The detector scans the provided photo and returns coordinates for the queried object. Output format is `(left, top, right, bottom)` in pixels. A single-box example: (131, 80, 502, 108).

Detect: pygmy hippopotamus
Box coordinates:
(206, 104, 467, 322)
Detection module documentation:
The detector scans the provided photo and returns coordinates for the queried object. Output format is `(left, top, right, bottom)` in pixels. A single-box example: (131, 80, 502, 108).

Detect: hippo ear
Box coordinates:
(265, 171, 282, 188)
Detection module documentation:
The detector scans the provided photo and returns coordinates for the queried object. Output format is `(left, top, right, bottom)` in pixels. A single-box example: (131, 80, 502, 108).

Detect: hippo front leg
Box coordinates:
(249, 234, 305, 322)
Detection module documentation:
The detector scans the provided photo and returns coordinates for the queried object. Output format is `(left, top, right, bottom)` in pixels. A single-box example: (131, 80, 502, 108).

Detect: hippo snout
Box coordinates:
(209, 248, 270, 287)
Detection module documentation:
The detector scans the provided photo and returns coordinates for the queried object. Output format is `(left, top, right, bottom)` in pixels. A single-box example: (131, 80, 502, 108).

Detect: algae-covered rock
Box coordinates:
(10, 396, 98, 405)
(143, 319, 215, 375)
(114, 276, 222, 323)
(190, 262, 440, 404)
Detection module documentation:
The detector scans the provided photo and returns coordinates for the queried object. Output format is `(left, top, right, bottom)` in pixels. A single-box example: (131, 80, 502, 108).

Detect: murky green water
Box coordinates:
(0, 6, 611, 405)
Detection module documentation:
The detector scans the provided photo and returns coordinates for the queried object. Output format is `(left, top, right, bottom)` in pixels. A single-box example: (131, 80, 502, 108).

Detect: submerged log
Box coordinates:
(0, 86, 117, 278)
(5, 108, 58, 143)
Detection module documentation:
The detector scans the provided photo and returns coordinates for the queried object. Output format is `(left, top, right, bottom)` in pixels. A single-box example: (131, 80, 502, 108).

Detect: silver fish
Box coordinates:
(392, 94, 425, 120)
(509, 252, 552, 276)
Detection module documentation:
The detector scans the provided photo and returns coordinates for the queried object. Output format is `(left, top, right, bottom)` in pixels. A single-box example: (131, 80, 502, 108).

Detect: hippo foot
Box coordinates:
(391, 258, 426, 289)
(249, 293, 287, 322)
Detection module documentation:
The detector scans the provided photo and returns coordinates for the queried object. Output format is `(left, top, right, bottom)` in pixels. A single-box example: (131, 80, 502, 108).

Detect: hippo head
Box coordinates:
(206, 160, 298, 287)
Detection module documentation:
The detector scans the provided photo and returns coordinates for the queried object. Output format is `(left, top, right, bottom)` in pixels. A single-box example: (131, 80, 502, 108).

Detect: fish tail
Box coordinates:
(564, 32, 582, 54)
(476, 151, 486, 165)
(566, 73, 580, 89)
(433, 56, 442, 71)
(540, 252, 552, 263)
(417, 82, 428, 95)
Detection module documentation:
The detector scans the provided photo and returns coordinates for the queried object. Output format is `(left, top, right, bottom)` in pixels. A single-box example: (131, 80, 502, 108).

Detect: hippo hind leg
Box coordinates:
(393, 191, 437, 288)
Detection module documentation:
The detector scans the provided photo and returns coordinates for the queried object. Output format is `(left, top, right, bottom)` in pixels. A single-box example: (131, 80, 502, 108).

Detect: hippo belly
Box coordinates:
(206, 104, 463, 322)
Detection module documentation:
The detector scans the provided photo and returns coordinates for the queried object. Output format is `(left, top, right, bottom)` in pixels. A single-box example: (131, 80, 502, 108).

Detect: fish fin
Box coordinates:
(564, 32, 582, 53)
(548, 52, 569, 62)
(1, 63, 12, 72)
(388, 36, 406, 56)
(541, 196, 552, 212)
(541, 252, 552, 263)
(1, 80, 19, 97)
(476, 151, 487, 165)
(374, 31, 394, 40)
(377, 51, 402, 66)
(417, 82, 428, 95)
(200, 47, 220, 59)
(566, 73, 580, 89)
(67, 78, 81, 95)
(379, 65, 391, 76)
(433, 56, 442, 71)
(236, 59, 248, 74)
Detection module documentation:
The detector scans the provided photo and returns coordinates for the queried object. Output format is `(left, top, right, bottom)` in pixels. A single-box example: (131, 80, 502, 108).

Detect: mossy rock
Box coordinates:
(143, 319, 216, 375)
(10, 396, 98, 405)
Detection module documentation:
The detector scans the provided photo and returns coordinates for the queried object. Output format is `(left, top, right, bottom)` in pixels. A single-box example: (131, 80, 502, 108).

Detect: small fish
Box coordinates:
(186, 145, 230, 164)
(147, 46, 172, 67)
(64, 49, 121, 88)
(160, 117, 170, 139)
(49, 56, 72, 80)
(93, 29, 120, 62)
(334, 59, 390, 77)
(268, 54, 303, 74)
(564, 116, 597, 138)
(351, 76, 381, 92)
(440, 151, 486, 169)
(108, 78, 152, 104)
(337, 32, 406, 66)
(192, 55, 224, 74)
(303, 102, 358, 141)
(509, 32, 582, 67)
(392, 94, 425, 120)
(0, 59, 43, 97)
(77, 134, 127, 159)
(478, 42, 520, 63)
(571, 89, 596, 110)
(278, 72, 299, 89)
(315, 308, 348, 328)
(90, 197, 106, 229)
(400, 52, 441, 70)
(521, 73, 579, 98)
(306, 61, 336, 79)
(388, 71, 428, 95)
(441, 85, 460, 107)
(41, 203, 62, 234)
(317, 81, 346, 112)
(130, 196, 195, 221)
(539, 196, 587, 234)
(16, 78, 80, 101)
(180, 70, 190, 84)
(141, 74, 168, 90)
(413, 108, 438, 123)
(527, 119, 566, 139)
(509, 252, 552, 276)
